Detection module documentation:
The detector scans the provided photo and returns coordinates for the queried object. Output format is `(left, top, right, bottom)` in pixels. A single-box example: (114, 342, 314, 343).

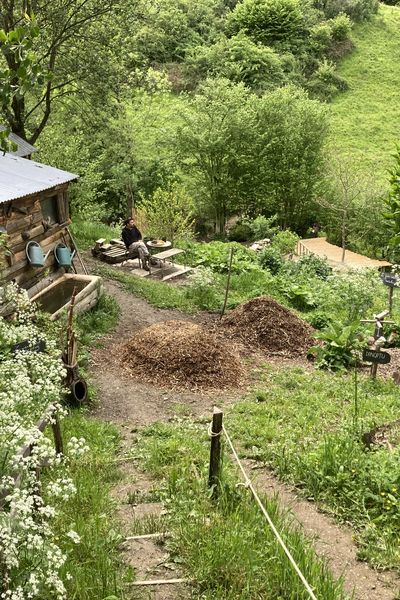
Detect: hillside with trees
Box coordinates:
(3, 2, 400, 599)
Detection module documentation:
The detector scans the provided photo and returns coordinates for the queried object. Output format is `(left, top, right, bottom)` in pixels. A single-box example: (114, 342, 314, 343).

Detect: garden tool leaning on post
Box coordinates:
(62, 287, 88, 404)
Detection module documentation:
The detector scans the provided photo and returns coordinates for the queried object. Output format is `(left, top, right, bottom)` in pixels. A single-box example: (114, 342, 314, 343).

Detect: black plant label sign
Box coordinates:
(12, 338, 46, 355)
(362, 348, 391, 364)
(381, 273, 399, 288)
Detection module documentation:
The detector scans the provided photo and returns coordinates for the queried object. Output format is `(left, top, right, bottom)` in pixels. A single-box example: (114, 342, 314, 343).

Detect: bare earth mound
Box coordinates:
(122, 320, 243, 390)
(221, 296, 314, 357)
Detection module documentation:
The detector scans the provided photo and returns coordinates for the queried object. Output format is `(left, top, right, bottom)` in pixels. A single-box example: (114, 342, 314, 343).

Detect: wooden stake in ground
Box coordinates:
(208, 407, 223, 498)
(220, 248, 234, 319)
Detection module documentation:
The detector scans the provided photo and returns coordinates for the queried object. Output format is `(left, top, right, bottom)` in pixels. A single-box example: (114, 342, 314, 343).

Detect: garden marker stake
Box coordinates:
(208, 407, 223, 498)
(220, 247, 234, 319)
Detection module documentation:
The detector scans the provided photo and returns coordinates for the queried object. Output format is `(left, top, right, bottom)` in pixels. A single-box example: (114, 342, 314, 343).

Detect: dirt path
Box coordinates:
(90, 279, 242, 427)
(88, 273, 400, 600)
(245, 462, 400, 600)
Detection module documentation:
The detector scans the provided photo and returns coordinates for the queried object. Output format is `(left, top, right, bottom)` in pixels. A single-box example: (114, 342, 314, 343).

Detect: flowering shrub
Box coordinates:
(0, 284, 86, 599)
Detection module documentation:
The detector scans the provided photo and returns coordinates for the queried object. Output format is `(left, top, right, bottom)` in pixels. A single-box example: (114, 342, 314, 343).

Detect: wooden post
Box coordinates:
(220, 248, 234, 319)
(389, 286, 394, 316)
(52, 414, 64, 455)
(208, 407, 223, 497)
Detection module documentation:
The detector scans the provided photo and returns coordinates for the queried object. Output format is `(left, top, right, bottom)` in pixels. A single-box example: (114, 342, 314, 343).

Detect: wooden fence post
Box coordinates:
(220, 248, 234, 319)
(52, 414, 64, 455)
(208, 407, 223, 498)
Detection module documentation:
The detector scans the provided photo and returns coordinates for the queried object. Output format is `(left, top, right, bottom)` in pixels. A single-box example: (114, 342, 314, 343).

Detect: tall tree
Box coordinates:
(0, 0, 122, 143)
(176, 78, 259, 233)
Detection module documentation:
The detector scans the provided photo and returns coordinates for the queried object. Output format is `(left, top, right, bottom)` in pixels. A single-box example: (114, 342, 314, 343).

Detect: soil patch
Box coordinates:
(221, 296, 314, 357)
(122, 320, 243, 390)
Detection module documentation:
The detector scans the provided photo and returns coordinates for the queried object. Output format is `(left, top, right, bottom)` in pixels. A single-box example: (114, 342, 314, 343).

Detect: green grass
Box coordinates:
(228, 365, 400, 569)
(329, 4, 400, 180)
(135, 420, 348, 599)
(47, 411, 133, 598)
(70, 219, 121, 251)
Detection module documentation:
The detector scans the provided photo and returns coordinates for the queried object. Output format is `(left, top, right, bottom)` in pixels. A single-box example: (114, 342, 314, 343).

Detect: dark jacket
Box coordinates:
(122, 225, 142, 249)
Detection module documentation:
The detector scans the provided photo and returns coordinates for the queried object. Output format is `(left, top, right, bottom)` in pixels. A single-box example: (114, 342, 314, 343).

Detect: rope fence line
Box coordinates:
(208, 408, 318, 600)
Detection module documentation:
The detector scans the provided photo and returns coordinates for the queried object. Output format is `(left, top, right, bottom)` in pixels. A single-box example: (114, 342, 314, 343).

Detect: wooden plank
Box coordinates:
(162, 267, 192, 281)
(152, 248, 184, 260)
(128, 578, 190, 587)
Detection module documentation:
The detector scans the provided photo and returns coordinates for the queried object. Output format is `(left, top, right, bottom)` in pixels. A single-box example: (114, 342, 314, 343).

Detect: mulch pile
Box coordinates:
(122, 320, 243, 389)
(221, 296, 314, 357)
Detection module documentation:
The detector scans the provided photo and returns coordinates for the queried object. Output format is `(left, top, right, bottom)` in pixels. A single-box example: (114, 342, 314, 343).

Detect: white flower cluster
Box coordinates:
(66, 437, 90, 458)
(0, 285, 84, 599)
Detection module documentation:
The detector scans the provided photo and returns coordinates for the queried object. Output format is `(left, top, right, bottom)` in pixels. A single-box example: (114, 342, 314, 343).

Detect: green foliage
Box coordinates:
(282, 282, 318, 310)
(256, 87, 328, 230)
(186, 32, 286, 90)
(258, 246, 283, 273)
(70, 219, 121, 251)
(176, 78, 259, 233)
(309, 321, 362, 370)
(295, 254, 333, 279)
(185, 267, 223, 310)
(230, 367, 400, 568)
(329, 5, 400, 181)
(271, 229, 300, 254)
(330, 13, 353, 40)
(244, 214, 279, 240)
(384, 147, 400, 257)
(228, 0, 307, 50)
(184, 241, 260, 273)
(227, 221, 253, 241)
(320, 0, 379, 20)
(0, 15, 47, 146)
(138, 184, 195, 244)
(307, 59, 349, 101)
(56, 413, 131, 598)
(305, 310, 332, 329)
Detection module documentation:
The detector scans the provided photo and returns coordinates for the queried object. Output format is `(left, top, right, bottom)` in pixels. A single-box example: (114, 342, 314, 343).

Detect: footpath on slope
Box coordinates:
(88, 275, 400, 600)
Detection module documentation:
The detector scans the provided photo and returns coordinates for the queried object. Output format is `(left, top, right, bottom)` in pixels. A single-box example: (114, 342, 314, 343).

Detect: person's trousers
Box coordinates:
(128, 241, 150, 263)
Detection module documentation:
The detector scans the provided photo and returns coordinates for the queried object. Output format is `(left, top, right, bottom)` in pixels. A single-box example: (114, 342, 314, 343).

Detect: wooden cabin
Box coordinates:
(0, 153, 78, 292)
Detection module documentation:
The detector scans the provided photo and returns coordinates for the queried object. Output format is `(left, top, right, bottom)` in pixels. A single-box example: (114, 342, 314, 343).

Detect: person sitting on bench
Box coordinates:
(122, 218, 150, 271)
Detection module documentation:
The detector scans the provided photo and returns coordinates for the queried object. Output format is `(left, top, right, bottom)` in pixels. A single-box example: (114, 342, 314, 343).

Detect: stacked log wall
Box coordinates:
(0, 185, 72, 289)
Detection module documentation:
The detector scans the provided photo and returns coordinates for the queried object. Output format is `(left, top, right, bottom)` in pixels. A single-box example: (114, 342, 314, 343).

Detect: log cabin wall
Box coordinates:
(0, 184, 72, 290)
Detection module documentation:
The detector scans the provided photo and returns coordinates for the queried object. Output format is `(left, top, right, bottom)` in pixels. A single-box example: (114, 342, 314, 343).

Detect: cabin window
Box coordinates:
(40, 195, 59, 225)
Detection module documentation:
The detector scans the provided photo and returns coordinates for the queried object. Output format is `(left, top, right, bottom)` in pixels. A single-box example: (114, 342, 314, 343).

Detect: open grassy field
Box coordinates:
(329, 4, 400, 181)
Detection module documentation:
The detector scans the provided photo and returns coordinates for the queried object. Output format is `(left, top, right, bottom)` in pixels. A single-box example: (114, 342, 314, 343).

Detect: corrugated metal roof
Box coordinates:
(0, 154, 78, 204)
(0, 126, 37, 157)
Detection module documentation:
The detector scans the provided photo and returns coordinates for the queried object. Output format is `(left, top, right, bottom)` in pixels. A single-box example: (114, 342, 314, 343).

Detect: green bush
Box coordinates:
(282, 282, 318, 310)
(228, 0, 307, 49)
(329, 13, 352, 41)
(184, 241, 260, 274)
(305, 311, 332, 329)
(186, 33, 287, 91)
(320, 0, 379, 21)
(307, 59, 348, 101)
(258, 246, 283, 274)
(296, 253, 332, 279)
(310, 22, 333, 55)
(245, 214, 279, 240)
(271, 229, 300, 254)
(228, 221, 253, 242)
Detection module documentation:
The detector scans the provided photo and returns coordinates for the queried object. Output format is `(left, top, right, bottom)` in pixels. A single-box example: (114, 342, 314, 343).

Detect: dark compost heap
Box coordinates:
(221, 296, 314, 357)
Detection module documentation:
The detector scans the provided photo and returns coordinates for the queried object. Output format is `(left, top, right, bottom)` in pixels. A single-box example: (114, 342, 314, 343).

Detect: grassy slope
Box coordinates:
(329, 4, 400, 180)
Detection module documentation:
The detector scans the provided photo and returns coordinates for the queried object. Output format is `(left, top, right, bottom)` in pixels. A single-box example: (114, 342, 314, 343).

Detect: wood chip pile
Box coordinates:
(122, 320, 243, 389)
(221, 296, 314, 357)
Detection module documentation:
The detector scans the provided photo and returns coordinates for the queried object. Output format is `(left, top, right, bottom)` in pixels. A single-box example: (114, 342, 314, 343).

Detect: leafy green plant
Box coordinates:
(305, 311, 332, 329)
(184, 241, 260, 274)
(309, 321, 362, 370)
(258, 246, 283, 274)
(283, 283, 318, 311)
(296, 253, 333, 279)
(245, 214, 279, 240)
(272, 229, 300, 254)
